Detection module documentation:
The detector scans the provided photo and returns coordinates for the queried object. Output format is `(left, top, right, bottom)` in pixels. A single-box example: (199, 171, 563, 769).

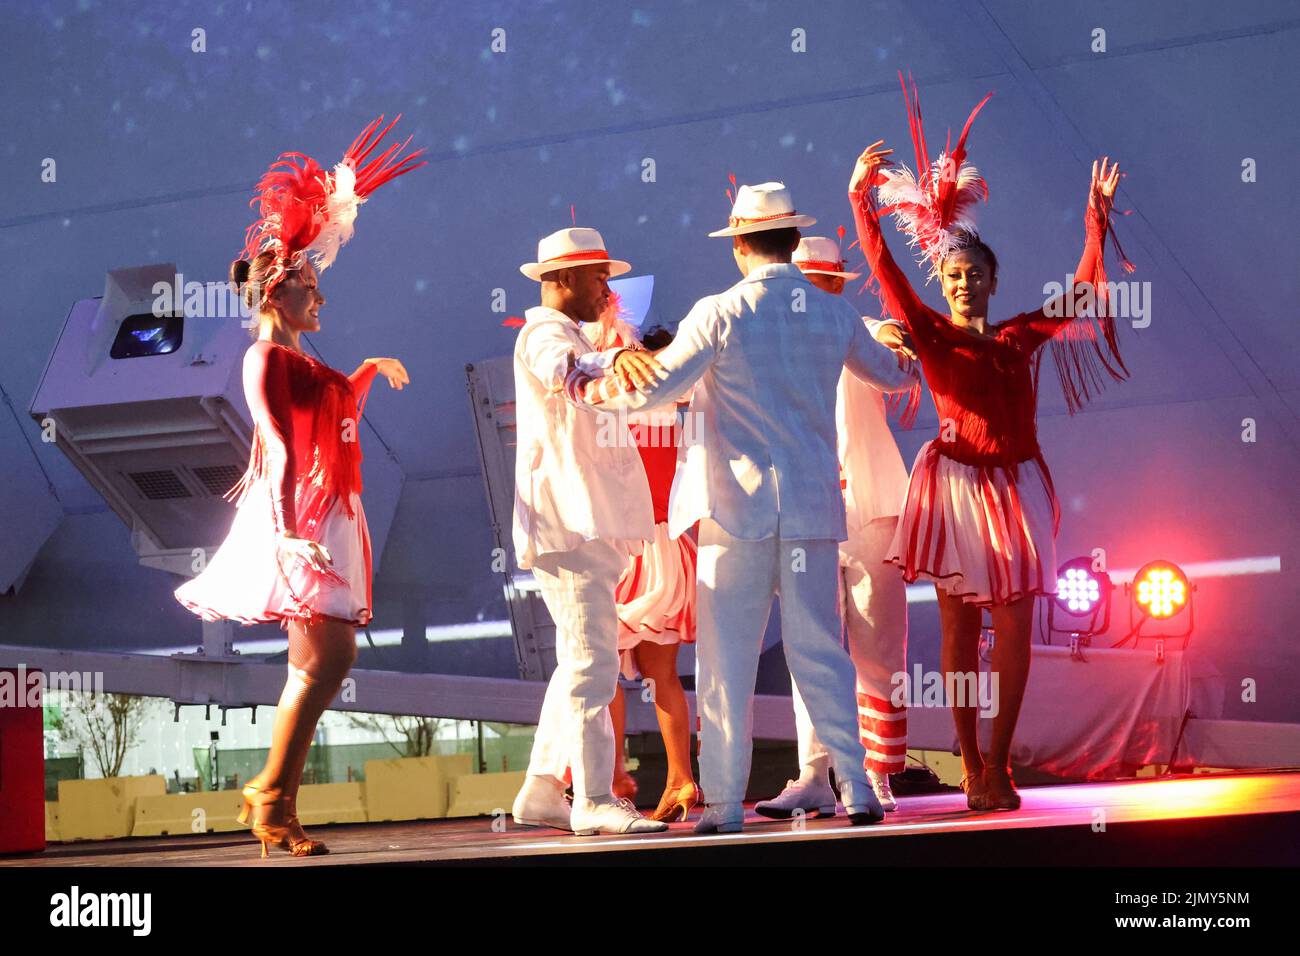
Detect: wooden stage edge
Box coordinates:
(5, 770, 1299, 867)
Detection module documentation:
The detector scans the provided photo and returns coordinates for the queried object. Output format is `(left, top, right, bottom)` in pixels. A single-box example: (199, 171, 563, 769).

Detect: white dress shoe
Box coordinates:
(571, 796, 668, 836)
(754, 776, 837, 819)
(693, 803, 745, 834)
(867, 769, 898, 812)
(839, 778, 885, 826)
(512, 774, 573, 831)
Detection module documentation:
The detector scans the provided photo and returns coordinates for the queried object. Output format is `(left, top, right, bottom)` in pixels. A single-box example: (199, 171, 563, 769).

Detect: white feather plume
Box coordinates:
(307, 162, 362, 271)
(876, 153, 987, 281)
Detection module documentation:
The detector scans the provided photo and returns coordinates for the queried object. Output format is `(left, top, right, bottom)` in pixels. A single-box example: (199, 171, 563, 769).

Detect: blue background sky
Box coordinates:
(1, 1, 1297, 721)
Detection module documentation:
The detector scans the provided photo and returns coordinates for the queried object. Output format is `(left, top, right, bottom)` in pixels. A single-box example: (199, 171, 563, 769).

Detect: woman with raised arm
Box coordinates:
(848, 81, 1130, 810)
(176, 118, 423, 856)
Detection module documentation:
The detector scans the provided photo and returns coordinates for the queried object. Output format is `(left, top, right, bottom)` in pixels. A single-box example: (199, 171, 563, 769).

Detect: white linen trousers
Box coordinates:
(791, 516, 909, 776)
(694, 519, 870, 805)
(524, 538, 627, 800)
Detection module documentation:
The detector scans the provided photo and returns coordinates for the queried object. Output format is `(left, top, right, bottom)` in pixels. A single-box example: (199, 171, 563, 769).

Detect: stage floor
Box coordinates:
(7, 771, 1299, 867)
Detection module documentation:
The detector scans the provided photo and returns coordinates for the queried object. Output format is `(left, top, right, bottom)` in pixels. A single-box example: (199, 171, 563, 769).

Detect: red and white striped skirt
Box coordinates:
(614, 522, 697, 680)
(886, 440, 1059, 607)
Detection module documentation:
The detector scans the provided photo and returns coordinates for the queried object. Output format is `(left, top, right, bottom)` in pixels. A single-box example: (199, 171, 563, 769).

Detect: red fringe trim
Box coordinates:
(225, 359, 364, 526)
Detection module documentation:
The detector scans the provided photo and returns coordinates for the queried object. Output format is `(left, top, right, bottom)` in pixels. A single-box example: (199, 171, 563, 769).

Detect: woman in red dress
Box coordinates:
(176, 118, 423, 856)
(587, 310, 701, 822)
(848, 83, 1130, 810)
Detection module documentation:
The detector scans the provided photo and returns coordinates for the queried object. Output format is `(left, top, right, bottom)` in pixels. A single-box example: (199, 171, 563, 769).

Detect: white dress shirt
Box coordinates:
(511, 306, 654, 569)
(597, 263, 918, 542)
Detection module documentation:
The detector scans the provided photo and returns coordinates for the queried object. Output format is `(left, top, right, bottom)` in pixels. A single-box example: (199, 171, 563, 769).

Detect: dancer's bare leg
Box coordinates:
(634, 642, 694, 791)
(936, 589, 984, 785)
(609, 680, 636, 798)
(248, 617, 357, 836)
(986, 595, 1034, 771)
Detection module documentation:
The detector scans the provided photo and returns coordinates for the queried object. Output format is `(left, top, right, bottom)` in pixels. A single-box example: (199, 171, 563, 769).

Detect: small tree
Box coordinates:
(51, 692, 152, 778)
(344, 713, 443, 757)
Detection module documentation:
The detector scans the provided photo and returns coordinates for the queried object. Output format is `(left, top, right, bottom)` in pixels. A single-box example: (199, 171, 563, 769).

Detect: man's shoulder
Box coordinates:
(681, 289, 733, 324)
(817, 289, 865, 324)
(518, 306, 576, 345)
(524, 305, 571, 326)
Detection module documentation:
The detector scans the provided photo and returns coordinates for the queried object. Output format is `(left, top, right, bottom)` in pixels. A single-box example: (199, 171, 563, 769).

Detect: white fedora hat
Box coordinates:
(708, 181, 817, 237)
(793, 236, 860, 280)
(520, 227, 632, 281)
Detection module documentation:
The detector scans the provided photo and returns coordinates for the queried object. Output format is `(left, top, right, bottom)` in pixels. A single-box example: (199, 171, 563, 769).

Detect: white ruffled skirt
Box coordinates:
(175, 482, 372, 628)
(614, 522, 697, 679)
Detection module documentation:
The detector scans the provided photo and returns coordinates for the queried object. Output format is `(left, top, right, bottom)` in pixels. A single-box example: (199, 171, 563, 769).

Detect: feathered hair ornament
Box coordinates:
(875, 73, 993, 283)
(240, 115, 426, 298)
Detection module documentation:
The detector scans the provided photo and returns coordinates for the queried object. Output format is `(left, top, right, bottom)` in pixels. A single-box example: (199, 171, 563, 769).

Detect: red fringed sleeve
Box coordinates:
(226, 343, 371, 534)
(348, 360, 380, 422)
(1002, 194, 1130, 413)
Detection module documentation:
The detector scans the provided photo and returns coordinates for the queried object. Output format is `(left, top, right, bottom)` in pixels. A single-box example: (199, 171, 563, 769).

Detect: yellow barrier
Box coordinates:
(445, 770, 527, 819)
(130, 782, 368, 836)
(56, 776, 166, 842)
(363, 754, 473, 822)
(132, 790, 245, 837)
(906, 749, 965, 788)
(44, 801, 60, 844)
(295, 782, 367, 825)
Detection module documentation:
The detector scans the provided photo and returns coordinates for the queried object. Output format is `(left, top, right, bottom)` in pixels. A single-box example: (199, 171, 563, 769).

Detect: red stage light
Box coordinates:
(1134, 561, 1189, 619)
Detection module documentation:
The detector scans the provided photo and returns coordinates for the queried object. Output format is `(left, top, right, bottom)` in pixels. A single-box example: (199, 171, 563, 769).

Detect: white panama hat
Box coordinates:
(708, 181, 817, 237)
(793, 236, 860, 280)
(520, 227, 632, 281)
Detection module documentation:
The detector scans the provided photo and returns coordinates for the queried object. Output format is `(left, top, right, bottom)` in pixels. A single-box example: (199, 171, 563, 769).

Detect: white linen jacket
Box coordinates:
(511, 306, 654, 570)
(591, 263, 918, 542)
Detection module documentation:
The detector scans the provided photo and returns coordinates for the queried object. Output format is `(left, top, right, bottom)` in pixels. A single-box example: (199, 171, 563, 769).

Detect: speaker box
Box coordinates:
(0, 668, 46, 854)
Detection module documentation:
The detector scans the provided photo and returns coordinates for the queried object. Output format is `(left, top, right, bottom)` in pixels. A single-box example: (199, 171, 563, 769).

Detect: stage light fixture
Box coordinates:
(1134, 561, 1189, 619)
(1046, 556, 1112, 648)
(1057, 564, 1104, 614)
(1121, 559, 1195, 650)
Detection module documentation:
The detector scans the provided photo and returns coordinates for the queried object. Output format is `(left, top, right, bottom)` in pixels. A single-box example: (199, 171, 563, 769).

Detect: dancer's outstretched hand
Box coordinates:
(1089, 156, 1121, 215)
(849, 140, 894, 194)
(366, 357, 410, 390)
(277, 534, 332, 573)
(613, 348, 663, 391)
(873, 322, 918, 361)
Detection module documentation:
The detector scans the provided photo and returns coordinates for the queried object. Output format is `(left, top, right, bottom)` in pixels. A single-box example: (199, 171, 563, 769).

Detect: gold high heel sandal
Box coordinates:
(278, 795, 329, 857)
(238, 784, 293, 859)
(650, 781, 702, 823)
(959, 772, 990, 811)
(981, 766, 1021, 811)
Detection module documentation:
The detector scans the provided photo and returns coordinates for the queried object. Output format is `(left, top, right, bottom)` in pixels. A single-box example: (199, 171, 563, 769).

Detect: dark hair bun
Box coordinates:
(230, 258, 251, 286)
(641, 327, 675, 350)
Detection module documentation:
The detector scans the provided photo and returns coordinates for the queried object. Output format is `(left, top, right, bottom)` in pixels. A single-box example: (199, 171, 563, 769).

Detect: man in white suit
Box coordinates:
(577, 183, 919, 832)
(509, 226, 669, 836)
(757, 236, 916, 819)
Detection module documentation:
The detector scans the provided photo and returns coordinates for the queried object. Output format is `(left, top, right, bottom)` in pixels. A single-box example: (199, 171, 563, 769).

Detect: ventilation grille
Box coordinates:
(128, 469, 191, 500)
(192, 464, 244, 497)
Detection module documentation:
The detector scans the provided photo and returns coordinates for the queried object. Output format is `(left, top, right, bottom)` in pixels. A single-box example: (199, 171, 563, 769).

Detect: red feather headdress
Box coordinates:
(240, 115, 426, 296)
(875, 74, 993, 283)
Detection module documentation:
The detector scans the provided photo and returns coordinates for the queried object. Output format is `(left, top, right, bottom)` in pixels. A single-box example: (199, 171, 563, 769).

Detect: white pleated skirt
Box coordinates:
(614, 522, 697, 679)
(886, 440, 1058, 607)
